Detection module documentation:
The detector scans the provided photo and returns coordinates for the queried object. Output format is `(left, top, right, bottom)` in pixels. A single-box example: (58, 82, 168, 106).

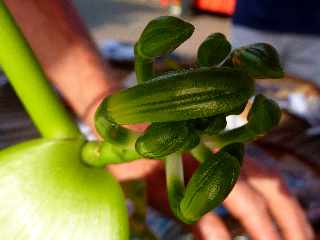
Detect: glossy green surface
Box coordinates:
(134, 53, 154, 84)
(228, 43, 284, 79)
(247, 94, 281, 135)
(0, 139, 129, 240)
(180, 144, 241, 223)
(166, 143, 243, 224)
(135, 122, 199, 159)
(197, 33, 231, 67)
(135, 16, 194, 60)
(134, 16, 194, 84)
(97, 67, 254, 125)
(92, 15, 283, 226)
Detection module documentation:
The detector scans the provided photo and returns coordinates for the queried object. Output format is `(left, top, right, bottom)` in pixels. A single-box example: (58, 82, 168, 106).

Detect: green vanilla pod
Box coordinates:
(135, 16, 194, 60)
(227, 43, 284, 79)
(247, 94, 281, 135)
(95, 67, 255, 128)
(211, 94, 281, 147)
(82, 141, 141, 167)
(135, 121, 199, 159)
(179, 144, 241, 223)
(134, 16, 194, 84)
(197, 33, 231, 67)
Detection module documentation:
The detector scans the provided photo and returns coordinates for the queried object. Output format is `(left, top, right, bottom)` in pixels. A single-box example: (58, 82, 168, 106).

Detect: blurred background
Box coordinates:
(1, 0, 320, 239)
(73, 0, 230, 58)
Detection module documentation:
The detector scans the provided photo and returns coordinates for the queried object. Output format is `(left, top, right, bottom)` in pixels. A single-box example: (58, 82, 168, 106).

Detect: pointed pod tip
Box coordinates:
(197, 32, 232, 67)
(136, 16, 194, 59)
(229, 42, 284, 79)
(247, 94, 281, 134)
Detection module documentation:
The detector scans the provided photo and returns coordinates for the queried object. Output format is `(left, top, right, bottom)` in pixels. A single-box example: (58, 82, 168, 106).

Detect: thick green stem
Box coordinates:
(211, 125, 256, 148)
(134, 47, 154, 84)
(0, 1, 81, 139)
(190, 142, 215, 163)
(165, 153, 185, 220)
(81, 141, 141, 167)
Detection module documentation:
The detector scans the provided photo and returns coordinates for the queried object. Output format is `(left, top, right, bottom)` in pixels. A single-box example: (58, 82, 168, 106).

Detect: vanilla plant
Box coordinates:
(0, 5, 282, 239)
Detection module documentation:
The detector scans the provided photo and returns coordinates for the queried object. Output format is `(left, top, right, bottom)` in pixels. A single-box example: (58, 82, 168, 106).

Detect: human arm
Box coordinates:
(4, 0, 120, 129)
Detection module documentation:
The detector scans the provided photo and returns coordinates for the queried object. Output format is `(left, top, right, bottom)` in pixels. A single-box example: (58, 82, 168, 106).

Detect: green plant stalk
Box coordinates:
(165, 152, 186, 221)
(166, 143, 242, 224)
(134, 47, 154, 84)
(197, 33, 231, 67)
(0, 1, 81, 139)
(97, 67, 254, 125)
(211, 125, 256, 148)
(133, 16, 194, 84)
(210, 94, 281, 148)
(190, 142, 215, 163)
(180, 146, 241, 223)
(82, 141, 141, 167)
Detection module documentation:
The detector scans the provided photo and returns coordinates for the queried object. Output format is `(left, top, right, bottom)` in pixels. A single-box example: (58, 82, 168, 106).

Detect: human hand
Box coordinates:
(108, 152, 314, 240)
(223, 157, 314, 240)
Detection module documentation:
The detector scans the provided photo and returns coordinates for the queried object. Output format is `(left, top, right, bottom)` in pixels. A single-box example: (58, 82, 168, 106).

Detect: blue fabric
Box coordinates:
(232, 0, 320, 35)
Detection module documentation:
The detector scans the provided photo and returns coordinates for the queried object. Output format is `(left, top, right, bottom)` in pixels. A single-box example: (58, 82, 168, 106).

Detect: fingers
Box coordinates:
(190, 212, 231, 240)
(107, 159, 162, 181)
(244, 158, 315, 240)
(224, 177, 281, 240)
